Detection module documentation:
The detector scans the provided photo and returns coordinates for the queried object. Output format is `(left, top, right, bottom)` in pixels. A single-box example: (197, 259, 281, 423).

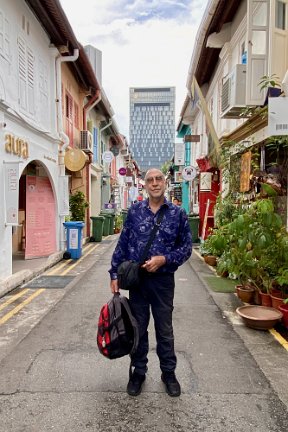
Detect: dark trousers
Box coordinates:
(129, 272, 176, 375)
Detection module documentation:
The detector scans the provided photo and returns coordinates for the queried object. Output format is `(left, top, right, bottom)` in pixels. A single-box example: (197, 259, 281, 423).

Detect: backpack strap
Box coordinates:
(112, 293, 126, 335)
(119, 296, 139, 355)
(139, 206, 166, 265)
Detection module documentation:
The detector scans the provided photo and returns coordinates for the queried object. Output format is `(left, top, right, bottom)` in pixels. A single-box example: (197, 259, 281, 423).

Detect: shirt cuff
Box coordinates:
(110, 272, 118, 280)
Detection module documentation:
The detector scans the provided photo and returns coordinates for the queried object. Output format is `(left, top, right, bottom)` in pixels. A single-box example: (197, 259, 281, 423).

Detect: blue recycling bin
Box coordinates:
(63, 221, 85, 259)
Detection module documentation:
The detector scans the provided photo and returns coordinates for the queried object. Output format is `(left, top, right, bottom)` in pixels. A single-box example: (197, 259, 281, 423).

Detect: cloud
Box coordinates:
(59, 0, 208, 138)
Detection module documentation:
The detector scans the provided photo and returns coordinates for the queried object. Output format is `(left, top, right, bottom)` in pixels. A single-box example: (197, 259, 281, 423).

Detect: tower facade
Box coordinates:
(129, 87, 175, 172)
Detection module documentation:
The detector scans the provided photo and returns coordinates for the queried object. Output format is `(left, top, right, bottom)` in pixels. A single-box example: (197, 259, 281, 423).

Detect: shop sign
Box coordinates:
(4, 161, 20, 225)
(240, 151, 251, 192)
(104, 203, 116, 209)
(181, 165, 197, 181)
(184, 135, 201, 142)
(5, 133, 29, 159)
(102, 150, 114, 164)
(268, 97, 288, 136)
(200, 172, 212, 191)
(119, 167, 127, 176)
(174, 142, 185, 165)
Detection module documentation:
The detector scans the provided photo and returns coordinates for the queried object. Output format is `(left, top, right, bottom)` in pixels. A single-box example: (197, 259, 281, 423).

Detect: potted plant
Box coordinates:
(69, 191, 89, 221)
(114, 214, 123, 234)
(279, 298, 288, 329)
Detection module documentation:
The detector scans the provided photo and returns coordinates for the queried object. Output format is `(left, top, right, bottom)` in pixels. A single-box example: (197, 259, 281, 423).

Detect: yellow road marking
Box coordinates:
(269, 329, 288, 351)
(0, 289, 45, 325)
(0, 288, 30, 312)
(0, 240, 104, 325)
(60, 243, 100, 275)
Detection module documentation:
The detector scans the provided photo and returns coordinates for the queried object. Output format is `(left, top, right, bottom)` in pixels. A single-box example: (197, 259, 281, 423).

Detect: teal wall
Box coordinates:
(177, 124, 191, 213)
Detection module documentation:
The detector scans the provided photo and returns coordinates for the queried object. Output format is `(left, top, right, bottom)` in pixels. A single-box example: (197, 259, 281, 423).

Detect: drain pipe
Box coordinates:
(83, 89, 101, 234)
(56, 49, 79, 176)
(55, 49, 79, 252)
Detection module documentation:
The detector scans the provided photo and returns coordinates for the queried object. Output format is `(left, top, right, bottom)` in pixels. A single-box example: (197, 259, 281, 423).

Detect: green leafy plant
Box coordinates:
(114, 214, 123, 232)
(69, 191, 89, 221)
(205, 198, 288, 291)
(258, 74, 281, 91)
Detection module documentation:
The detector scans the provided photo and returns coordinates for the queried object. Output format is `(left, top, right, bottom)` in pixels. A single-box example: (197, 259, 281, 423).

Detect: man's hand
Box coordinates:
(110, 279, 119, 293)
(141, 255, 166, 273)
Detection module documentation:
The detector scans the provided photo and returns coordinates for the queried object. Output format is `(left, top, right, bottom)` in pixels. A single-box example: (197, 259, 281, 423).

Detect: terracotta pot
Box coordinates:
(204, 255, 217, 266)
(260, 291, 272, 307)
(271, 294, 284, 310)
(278, 304, 288, 329)
(236, 285, 255, 304)
(253, 289, 262, 305)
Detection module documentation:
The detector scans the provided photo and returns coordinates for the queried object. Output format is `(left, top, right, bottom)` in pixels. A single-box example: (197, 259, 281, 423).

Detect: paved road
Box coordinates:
(0, 238, 287, 431)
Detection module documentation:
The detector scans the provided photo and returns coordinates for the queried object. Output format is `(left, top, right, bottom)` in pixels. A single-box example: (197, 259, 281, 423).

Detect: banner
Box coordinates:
(4, 162, 20, 225)
(174, 142, 185, 165)
(58, 176, 69, 216)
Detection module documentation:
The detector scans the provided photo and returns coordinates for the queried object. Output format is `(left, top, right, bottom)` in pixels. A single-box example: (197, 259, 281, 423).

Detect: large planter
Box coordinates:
(278, 304, 288, 329)
(236, 285, 255, 304)
(204, 255, 217, 266)
(270, 294, 284, 310)
(236, 305, 283, 330)
(260, 291, 272, 307)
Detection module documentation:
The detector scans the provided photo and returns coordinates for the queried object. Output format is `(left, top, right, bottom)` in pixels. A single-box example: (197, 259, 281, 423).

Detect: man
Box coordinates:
(109, 168, 192, 397)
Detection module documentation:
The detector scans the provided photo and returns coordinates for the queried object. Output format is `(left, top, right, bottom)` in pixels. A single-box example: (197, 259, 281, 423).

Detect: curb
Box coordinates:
(0, 251, 64, 299)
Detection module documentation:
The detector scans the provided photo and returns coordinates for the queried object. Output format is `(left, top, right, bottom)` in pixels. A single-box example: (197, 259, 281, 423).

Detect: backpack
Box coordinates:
(97, 293, 139, 360)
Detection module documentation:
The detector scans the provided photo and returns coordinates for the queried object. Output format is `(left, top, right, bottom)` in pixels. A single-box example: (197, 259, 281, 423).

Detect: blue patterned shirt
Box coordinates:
(109, 198, 192, 280)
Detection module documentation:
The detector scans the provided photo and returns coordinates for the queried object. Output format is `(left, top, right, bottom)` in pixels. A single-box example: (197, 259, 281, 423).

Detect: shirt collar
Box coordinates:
(144, 197, 170, 209)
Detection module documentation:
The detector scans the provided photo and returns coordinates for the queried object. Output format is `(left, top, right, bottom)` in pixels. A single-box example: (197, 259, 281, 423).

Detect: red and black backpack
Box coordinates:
(97, 293, 139, 359)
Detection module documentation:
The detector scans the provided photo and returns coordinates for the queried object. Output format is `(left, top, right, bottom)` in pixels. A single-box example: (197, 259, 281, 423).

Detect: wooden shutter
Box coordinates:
(246, 0, 270, 105)
(93, 127, 98, 162)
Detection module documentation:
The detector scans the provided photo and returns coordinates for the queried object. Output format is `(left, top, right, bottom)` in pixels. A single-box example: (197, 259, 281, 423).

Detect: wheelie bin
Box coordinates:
(188, 215, 200, 243)
(63, 221, 85, 259)
(90, 216, 104, 242)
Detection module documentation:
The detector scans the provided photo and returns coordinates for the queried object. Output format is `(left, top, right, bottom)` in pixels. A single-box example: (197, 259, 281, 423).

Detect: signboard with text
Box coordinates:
(174, 142, 185, 165)
(184, 135, 201, 142)
(4, 162, 20, 225)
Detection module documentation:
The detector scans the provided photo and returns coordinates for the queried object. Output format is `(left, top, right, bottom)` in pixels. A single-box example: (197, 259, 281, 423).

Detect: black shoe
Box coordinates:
(127, 371, 146, 396)
(161, 371, 181, 397)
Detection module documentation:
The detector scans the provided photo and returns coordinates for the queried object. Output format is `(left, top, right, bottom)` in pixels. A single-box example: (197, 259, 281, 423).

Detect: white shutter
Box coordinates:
(0, 11, 3, 52)
(18, 36, 27, 110)
(271, 0, 288, 81)
(246, 0, 270, 105)
(27, 48, 35, 114)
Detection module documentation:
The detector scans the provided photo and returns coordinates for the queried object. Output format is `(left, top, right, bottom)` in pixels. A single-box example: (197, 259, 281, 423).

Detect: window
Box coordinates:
(0, 10, 10, 60)
(74, 102, 79, 129)
(276, 0, 286, 29)
(18, 36, 35, 114)
(65, 91, 73, 146)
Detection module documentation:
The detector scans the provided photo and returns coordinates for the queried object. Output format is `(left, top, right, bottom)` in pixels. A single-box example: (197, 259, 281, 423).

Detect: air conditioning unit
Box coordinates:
(221, 64, 247, 119)
(80, 130, 93, 153)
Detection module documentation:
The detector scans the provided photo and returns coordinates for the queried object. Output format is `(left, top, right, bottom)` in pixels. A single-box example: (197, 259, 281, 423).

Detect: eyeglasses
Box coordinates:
(145, 175, 165, 184)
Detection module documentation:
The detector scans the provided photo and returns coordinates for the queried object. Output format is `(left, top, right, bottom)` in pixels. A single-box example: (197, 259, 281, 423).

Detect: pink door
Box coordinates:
(25, 175, 56, 259)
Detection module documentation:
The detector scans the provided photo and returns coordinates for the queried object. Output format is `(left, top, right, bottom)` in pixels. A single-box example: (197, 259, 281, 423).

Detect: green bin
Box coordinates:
(100, 213, 112, 236)
(109, 214, 115, 235)
(188, 216, 200, 243)
(90, 216, 104, 242)
(121, 209, 128, 225)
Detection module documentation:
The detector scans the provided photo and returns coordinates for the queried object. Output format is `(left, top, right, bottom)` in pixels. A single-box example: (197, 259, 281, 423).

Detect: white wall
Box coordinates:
(0, 0, 62, 280)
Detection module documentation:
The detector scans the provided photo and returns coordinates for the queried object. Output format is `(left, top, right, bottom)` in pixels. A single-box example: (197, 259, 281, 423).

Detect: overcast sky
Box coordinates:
(59, 0, 209, 140)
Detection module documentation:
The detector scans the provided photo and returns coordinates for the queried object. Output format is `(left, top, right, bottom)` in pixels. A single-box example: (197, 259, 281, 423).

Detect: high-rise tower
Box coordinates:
(129, 87, 175, 172)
